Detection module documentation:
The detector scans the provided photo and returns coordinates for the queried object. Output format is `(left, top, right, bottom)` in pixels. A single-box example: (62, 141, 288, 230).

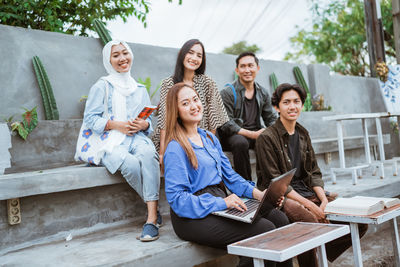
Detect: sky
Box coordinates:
(107, 0, 314, 61)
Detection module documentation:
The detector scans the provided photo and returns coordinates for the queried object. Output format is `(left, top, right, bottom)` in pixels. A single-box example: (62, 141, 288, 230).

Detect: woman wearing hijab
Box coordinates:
(83, 40, 161, 241)
(152, 39, 229, 163)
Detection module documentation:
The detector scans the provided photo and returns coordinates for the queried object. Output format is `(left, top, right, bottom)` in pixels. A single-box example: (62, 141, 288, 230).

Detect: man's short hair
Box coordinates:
(236, 52, 259, 67)
(271, 83, 307, 107)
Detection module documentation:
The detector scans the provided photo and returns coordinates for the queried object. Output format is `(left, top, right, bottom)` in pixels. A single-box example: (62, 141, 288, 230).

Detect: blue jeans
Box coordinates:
(102, 135, 160, 202)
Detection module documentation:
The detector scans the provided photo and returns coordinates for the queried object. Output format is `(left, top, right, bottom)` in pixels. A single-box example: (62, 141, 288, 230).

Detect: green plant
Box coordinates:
(222, 41, 261, 55)
(79, 95, 88, 102)
(93, 19, 112, 45)
(137, 77, 161, 100)
(311, 94, 332, 111)
(285, 0, 394, 76)
(270, 73, 279, 91)
(10, 107, 38, 140)
(0, 0, 174, 36)
(3, 115, 14, 123)
(390, 121, 399, 134)
(32, 56, 59, 120)
(293, 66, 312, 111)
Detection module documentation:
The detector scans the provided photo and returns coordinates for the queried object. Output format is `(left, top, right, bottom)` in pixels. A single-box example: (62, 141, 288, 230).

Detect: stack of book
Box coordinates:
(325, 196, 400, 216)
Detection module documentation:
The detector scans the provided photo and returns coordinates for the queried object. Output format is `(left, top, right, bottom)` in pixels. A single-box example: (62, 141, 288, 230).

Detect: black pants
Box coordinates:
(220, 134, 256, 181)
(170, 208, 292, 267)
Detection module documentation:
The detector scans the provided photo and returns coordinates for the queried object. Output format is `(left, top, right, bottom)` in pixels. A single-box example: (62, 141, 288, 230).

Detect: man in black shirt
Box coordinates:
(218, 52, 276, 181)
(256, 83, 366, 267)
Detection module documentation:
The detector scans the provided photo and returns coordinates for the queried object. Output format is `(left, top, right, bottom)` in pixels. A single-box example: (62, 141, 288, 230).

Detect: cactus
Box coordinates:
(93, 19, 112, 45)
(32, 56, 59, 120)
(293, 66, 312, 111)
(270, 73, 279, 91)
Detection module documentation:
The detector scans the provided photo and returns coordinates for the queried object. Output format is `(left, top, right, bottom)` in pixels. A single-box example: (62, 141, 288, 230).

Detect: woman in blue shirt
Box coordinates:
(163, 83, 292, 267)
(81, 40, 160, 241)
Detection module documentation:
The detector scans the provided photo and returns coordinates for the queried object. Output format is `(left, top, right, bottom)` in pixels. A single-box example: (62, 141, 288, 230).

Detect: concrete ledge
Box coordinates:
(0, 165, 123, 200)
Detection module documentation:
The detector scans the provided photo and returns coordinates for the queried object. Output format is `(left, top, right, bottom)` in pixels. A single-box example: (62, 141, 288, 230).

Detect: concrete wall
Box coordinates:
(1, 23, 398, 167)
(0, 24, 354, 120)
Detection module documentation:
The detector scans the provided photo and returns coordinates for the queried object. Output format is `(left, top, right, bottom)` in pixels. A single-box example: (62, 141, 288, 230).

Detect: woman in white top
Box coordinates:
(82, 40, 161, 241)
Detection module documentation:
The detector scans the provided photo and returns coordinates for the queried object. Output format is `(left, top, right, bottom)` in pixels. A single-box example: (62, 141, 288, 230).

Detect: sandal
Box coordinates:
(139, 223, 159, 242)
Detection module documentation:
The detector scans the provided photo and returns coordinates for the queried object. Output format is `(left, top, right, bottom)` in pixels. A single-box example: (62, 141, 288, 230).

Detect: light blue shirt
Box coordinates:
(83, 79, 154, 173)
(164, 128, 254, 219)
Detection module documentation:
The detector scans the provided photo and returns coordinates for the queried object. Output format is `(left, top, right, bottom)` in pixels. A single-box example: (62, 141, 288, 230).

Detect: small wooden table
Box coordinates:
(227, 222, 349, 267)
(326, 204, 400, 267)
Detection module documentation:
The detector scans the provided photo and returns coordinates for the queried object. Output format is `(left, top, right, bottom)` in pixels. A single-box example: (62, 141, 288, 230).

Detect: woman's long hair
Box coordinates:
(172, 39, 206, 83)
(162, 82, 199, 169)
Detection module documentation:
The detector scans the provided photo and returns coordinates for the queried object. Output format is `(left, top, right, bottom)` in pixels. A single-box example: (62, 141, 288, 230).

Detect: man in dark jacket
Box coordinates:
(218, 52, 276, 181)
(256, 83, 366, 267)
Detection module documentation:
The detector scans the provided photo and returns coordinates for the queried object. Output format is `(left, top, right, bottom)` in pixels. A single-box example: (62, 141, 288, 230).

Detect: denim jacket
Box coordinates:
(83, 79, 154, 173)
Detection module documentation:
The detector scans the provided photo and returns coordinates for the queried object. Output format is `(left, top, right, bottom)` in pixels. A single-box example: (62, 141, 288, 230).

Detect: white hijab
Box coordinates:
(101, 40, 138, 153)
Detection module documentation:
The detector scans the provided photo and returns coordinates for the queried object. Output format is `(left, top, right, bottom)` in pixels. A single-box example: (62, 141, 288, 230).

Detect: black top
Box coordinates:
(242, 92, 259, 131)
(288, 130, 315, 198)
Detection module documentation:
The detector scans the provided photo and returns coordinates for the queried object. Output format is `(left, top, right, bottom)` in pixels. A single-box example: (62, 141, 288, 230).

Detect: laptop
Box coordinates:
(212, 169, 296, 223)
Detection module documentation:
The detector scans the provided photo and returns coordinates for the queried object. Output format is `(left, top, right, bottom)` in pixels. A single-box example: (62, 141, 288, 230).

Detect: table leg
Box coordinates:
(375, 118, 386, 161)
(253, 258, 264, 267)
(350, 222, 363, 267)
(337, 121, 346, 168)
(397, 116, 400, 144)
(379, 162, 385, 179)
(352, 169, 357, 185)
(362, 118, 371, 164)
(316, 244, 328, 267)
(331, 169, 337, 184)
(391, 217, 400, 267)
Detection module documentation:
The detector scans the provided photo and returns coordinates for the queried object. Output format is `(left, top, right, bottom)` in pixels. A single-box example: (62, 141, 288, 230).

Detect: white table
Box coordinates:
(326, 204, 400, 267)
(227, 222, 349, 267)
(323, 112, 400, 184)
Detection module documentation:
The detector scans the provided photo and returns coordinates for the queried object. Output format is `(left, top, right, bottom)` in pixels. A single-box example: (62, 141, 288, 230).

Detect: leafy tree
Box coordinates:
(222, 41, 261, 55)
(285, 0, 395, 76)
(0, 0, 181, 36)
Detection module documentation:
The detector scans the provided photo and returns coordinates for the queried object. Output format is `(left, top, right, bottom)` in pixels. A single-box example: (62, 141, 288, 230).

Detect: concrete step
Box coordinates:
(324, 164, 400, 198)
(0, 215, 225, 267)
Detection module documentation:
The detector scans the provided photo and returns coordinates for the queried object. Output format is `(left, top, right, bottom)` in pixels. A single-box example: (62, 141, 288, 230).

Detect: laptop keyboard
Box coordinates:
(225, 199, 260, 217)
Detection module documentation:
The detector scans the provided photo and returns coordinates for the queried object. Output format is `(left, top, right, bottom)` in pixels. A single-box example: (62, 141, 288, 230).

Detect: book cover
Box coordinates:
(137, 105, 157, 120)
(325, 197, 385, 216)
(352, 196, 400, 208)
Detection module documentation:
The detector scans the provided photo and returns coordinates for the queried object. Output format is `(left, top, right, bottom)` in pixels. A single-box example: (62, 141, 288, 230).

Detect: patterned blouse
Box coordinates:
(152, 74, 229, 151)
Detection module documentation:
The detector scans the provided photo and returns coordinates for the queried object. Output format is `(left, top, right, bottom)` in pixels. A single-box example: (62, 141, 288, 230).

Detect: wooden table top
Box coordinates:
(230, 222, 346, 251)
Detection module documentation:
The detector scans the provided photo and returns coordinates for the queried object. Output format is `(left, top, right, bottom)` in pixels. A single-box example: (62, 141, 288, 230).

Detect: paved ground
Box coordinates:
(330, 220, 398, 267)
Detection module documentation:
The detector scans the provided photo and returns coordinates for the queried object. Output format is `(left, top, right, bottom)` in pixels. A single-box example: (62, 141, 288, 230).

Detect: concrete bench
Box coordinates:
(0, 164, 123, 201)
(0, 119, 228, 266)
